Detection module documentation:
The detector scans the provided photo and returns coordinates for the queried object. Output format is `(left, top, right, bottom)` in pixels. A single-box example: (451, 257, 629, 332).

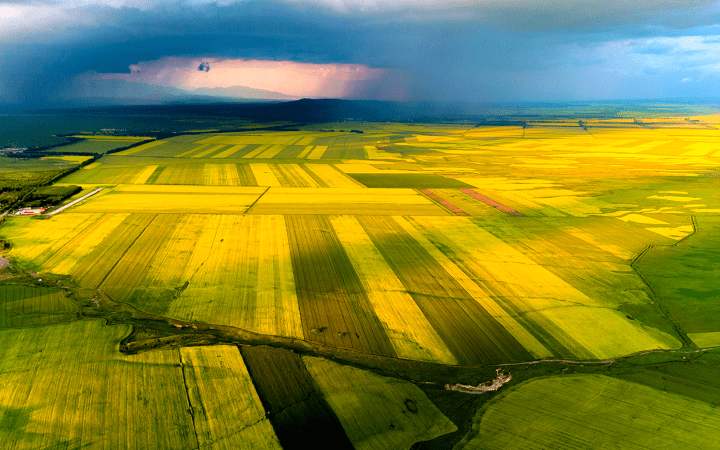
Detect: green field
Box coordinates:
(0, 114, 718, 449)
(456, 374, 720, 449)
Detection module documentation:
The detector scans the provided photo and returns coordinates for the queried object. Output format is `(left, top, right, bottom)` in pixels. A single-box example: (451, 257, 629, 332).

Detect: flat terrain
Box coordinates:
(1, 113, 719, 449)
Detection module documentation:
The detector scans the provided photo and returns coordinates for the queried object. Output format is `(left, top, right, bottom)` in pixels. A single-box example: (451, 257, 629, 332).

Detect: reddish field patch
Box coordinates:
(461, 189, 523, 216)
(421, 189, 467, 216)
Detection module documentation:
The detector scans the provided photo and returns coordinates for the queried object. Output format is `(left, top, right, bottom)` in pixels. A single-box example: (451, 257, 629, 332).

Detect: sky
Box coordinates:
(2, 0, 720, 106)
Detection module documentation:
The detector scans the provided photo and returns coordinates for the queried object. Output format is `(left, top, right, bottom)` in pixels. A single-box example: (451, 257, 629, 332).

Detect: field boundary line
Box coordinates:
(47, 187, 104, 215)
(177, 348, 201, 449)
(243, 187, 270, 215)
(630, 239, 696, 349)
(95, 214, 158, 289)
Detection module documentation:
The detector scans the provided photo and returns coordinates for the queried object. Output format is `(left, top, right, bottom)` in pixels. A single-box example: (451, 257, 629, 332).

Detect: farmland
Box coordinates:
(0, 111, 718, 449)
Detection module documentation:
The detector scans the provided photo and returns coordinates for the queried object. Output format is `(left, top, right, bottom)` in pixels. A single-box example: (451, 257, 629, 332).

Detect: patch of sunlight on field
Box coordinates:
(0, 214, 103, 270)
(330, 215, 457, 365)
(456, 374, 720, 450)
(303, 356, 457, 450)
(645, 225, 695, 240)
(131, 165, 158, 184)
(304, 164, 364, 187)
(114, 140, 166, 155)
(365, 145, 403, 160)
(41, 155, 93, 164)
(71, 186, 264, 214)
(617, 213, 668, 225)
(689, 331, 720, 348)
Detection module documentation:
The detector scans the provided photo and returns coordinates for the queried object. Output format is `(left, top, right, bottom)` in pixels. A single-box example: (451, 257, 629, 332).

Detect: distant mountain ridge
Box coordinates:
(191, 86, 299, 101)
(54, 79, 293, 108)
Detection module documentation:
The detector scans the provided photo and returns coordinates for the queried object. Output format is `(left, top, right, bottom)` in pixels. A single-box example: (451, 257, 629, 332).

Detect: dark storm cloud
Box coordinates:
(2, 0, 720, 106)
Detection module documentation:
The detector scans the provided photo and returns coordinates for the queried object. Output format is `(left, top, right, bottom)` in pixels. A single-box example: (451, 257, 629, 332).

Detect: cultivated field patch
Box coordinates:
(456, 374, 720, 450)
(303, 356, 457, 450)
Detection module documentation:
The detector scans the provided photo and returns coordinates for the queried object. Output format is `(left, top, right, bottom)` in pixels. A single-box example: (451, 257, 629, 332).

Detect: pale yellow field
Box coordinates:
(303, 164, 364, 187)
(249, 187, 448, 215)
(159, 215, 303, 338)
(303, 356, 457, 450)
(1, 213, 103, 268)
(41, 213, 130, 274)
(70, 185, 265, 214)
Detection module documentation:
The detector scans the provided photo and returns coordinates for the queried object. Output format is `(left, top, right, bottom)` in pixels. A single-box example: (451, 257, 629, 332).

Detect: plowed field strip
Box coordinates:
(358, 215, 531, 365)
(421, 189, 468, 215)
(240, 346, 354, 450)
(461, 188, 523, 216)
(285, 215, 395, 356)
(100, 214, 182, 303)
(69, 214, 156, 288)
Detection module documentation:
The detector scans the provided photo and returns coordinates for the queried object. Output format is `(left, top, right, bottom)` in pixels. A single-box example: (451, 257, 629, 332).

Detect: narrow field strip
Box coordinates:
(461, 188, 523, 216)
(422, 189, 468, 215)
(192, 144, 227, 158)
(304, 164, 365, 188)
(69, 213, 156, 288)
(257, 144, 285, 159)
(330, 215, 458, 365)
(271, 164, 322, 187)
(243, 145, 272, 159)
(47, 188, 104, 215)
(212, 144, 249, 158)
(240, 346, 354, 450)
(175, 143, 210, 158)
(297, 145, 314, 158)
(285, 215, 396, 356)
(41, 213, 130, 275)
(100, 214, 182, 302)
(306, 145, 328, 159)
(114, 139, 163, 156)
(358, 215, 532, 365)
(132, 165, 158, 184)
(179, 346, 282, 450)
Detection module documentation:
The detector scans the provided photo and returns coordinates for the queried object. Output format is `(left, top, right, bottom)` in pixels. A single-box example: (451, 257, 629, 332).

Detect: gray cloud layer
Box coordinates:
(2, 0, 720, 106)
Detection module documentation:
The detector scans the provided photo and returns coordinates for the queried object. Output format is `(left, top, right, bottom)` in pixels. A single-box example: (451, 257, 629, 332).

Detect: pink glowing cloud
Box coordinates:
(86, 57, 407, 100)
